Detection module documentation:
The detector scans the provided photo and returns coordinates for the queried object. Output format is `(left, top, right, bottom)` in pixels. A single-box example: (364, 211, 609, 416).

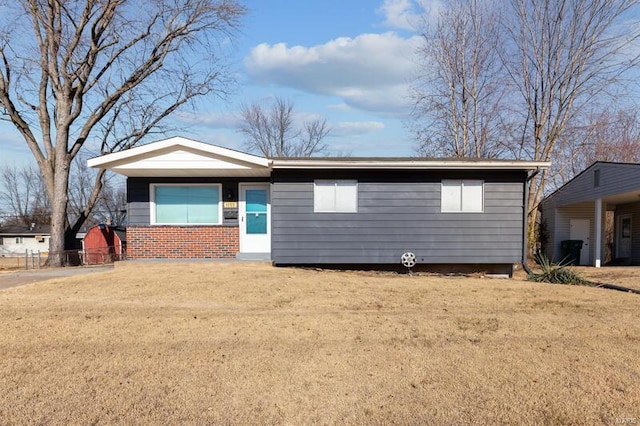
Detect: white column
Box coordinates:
(595, 198, 602, 268)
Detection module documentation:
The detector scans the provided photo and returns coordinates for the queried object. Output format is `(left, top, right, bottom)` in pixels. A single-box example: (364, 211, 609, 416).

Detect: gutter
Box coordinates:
(271, 159, 551, 170)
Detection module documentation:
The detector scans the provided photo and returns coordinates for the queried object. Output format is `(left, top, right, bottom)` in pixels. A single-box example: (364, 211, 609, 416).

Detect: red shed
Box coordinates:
(82, 224, 126, 264)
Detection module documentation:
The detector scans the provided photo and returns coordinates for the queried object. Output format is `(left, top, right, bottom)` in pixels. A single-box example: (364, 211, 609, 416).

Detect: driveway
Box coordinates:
(0, 265, 113, 290)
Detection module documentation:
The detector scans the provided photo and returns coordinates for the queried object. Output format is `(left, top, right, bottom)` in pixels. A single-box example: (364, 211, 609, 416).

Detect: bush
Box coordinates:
(527, 254, 591, 285)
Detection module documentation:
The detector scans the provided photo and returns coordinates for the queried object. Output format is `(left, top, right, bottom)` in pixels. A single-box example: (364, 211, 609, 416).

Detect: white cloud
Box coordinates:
(331, 121, 385, 137)
(327, 103, 353, 111)
(377, 0, 420, 31)
(376, 0, 442, 31)
(244, 32, 421, 115)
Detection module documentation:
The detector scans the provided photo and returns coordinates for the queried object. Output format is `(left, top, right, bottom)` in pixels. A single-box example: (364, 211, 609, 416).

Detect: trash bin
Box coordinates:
(560, 240, 583, 265)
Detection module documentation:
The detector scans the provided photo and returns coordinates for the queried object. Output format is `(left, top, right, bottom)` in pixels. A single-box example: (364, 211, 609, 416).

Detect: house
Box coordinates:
(88, 137, 549, 274)
(0, 224, 50, 256)
(540, 161, 640, 267)
(82, 223, 126, 264)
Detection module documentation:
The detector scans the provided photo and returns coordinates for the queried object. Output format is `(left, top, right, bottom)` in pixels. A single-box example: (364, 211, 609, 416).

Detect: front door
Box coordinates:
(239, 184, 270, 253)
(617, 214, 632, 259)
(569, 219, 590, 265)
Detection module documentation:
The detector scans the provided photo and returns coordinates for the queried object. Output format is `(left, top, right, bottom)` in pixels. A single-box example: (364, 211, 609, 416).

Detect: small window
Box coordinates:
(314, 180, 358, 212)
(151, 184, 222, 225)
(15, 237, 23, 244)
(594, 169, 600, 187)
(441, 180, 484, 212)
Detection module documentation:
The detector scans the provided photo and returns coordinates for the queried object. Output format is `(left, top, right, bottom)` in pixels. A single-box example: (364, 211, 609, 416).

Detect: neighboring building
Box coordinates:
(82, 224, 127, 264)
(0, 224, 50, 255)
(88, 137, 549, 274)
(540, 162, 640, 267)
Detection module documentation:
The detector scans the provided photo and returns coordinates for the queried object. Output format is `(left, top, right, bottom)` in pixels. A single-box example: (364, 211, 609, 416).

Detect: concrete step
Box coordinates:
(235, 252, 271, 261)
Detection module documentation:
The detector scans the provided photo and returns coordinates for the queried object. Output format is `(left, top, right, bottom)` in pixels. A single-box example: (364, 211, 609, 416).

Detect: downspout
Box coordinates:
(522, 168, 541, 275)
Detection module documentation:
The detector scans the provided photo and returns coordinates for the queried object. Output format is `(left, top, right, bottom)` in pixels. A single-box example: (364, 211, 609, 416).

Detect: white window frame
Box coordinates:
(314, 180, 358, 213)
(150, 183, 223, 225)
(441, 180, 484, 213)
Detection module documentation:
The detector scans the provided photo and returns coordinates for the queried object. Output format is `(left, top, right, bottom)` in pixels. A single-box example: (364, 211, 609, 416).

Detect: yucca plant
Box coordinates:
(527, 254, 591, 285)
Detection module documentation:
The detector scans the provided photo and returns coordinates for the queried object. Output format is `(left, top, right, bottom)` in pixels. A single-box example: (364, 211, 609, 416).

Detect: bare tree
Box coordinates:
(502, 0, 640, 248)
(68, 157, 126, 229)
(94, 182, 127, 226)
(239, 97, 330, 157)
(0, 0, 245, 265)
(1, 160, 126, 229)
(0, 164, 50, 225)
(411, 0, 507, 158)
(577, 109, 640, 166)
(550, 108, 640, 187)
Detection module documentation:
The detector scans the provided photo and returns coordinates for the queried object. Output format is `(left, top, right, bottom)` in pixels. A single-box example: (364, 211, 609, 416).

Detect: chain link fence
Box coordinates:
(0, 247, 126, 271)
(0, 252, 47, 270)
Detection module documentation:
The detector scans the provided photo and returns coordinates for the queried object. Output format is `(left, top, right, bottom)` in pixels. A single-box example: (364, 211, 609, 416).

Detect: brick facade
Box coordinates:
(127, 226, 239, 259)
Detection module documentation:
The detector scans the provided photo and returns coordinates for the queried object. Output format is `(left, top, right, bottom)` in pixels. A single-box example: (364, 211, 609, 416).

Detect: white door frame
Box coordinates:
(239, 183, 271, 253)
(617, 214, 632, 259)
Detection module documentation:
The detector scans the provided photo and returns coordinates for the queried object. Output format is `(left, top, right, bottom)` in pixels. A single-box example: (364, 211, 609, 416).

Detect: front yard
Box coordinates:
(1, 262, 638, 424)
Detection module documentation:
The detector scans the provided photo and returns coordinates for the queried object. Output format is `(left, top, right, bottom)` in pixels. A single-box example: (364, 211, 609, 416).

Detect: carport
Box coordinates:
(540, 162, 640, 267)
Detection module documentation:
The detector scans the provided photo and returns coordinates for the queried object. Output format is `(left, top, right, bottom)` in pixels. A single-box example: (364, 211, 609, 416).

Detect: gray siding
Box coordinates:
(127, 179, 150, 226)
(271, 170, 527, 265)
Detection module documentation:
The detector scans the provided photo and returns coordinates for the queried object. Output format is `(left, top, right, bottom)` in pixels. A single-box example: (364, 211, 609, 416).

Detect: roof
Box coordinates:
(0, 224, 51, 236)
(85, 224, 127, 242)
(87, 136, 270, 177)
(88, 137, 550, 176)
(271, 157, 549, 170)
(542, 161, 640, 208)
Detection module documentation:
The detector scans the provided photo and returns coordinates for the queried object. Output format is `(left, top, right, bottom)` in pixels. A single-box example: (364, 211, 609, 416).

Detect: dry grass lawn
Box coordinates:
(575, 266, 640, 289)
(1, 262, 639, 425)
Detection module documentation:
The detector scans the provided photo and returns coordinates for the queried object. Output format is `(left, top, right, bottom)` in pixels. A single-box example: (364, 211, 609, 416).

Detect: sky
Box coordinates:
(1, 0, 437, 167)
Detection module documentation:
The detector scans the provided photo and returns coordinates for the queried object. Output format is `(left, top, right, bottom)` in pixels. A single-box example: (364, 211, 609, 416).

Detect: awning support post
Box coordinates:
(595, 198, 602, 268)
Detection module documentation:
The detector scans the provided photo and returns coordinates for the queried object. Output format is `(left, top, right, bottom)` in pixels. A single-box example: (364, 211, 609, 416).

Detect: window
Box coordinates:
(15, 237, 23, 244)
(314, 180, 358, 212)
(594, 169, 600, 187)
(151, 184, 222, 224)
(441, 180, 483, 212)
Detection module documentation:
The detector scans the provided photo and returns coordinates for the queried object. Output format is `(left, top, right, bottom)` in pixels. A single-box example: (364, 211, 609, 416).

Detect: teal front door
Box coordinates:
(239, 184, 270, 253)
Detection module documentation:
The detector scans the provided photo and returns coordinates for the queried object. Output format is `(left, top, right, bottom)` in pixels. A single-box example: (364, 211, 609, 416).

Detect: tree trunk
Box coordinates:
(526, 171, 546, 258)
(47, 157, 71, 267)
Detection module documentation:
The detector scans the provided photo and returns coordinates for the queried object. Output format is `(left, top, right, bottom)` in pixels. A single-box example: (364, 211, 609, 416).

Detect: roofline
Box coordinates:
(86, 136, 550, 172)
(541, 160, 640, 206)
(87, 136, 269, 169)
(588, 160, 640, 167)
(271, 159, 551, 170)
